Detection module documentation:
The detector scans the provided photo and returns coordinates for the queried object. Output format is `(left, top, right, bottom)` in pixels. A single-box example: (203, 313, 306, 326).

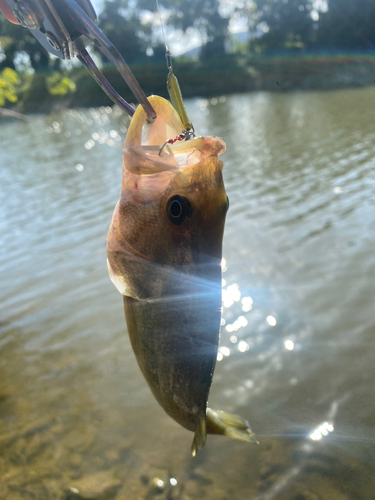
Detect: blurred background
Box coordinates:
(1, 1, 375, 499)
(2, 0, 375, 111)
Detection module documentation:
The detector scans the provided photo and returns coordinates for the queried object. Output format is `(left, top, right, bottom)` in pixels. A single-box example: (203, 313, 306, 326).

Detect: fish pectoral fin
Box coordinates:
(206, 408, 259, 444)
(191, 415, 207, 457)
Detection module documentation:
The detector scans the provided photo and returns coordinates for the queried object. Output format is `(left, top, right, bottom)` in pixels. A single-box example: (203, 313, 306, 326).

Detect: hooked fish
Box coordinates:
(107, 95, 255, 455)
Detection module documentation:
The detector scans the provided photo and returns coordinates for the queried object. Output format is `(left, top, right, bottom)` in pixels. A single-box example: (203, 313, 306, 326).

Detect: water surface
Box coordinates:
(1, 88, 375, 499)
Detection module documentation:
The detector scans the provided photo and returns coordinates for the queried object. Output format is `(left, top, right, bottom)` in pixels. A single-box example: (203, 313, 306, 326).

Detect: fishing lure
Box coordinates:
(159, 51, 195, 156)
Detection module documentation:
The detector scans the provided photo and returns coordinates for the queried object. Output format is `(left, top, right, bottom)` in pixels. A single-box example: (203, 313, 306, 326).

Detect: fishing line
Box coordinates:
(155, 0, 172, 69)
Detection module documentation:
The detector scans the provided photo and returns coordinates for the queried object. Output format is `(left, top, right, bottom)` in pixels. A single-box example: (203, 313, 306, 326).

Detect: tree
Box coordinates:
(97, 0, 147, 63)
(233, 0, 258, 51)
(253, 0, 316, 52)
(0, 14, 50, 72)
(138, 0, 230, 60)
(319, 0, 375, 50)
(0, 67, 19, 105)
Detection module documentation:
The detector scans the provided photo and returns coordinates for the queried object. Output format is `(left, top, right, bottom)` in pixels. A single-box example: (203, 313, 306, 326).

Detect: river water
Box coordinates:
(1, 88, 375, 499)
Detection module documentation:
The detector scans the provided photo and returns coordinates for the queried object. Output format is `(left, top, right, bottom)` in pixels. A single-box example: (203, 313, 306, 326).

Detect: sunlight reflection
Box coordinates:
(238, 341, 250, 352)
(309, 421, 334, 441)
(267, 315, 277, 326)
(197, 98, 209, 112)
(152, 478, 164, 489)
(284, 339, 294, 350)
(242, 296, 253, 312)
(222, 283, 241, 308)
(219, 346, 231, 357)
(225, 315, 248, 333)
(84, 139, 95, 150)
(222, 289, 234, 308)
(219, 259, 283, 363)
(227, 284, 240, 300)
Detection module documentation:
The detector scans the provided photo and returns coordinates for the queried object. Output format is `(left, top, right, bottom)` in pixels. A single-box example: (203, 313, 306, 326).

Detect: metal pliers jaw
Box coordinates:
(3, 0, 156, 121)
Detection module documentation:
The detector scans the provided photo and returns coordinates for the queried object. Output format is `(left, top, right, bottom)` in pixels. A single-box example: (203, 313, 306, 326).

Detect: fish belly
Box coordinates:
(123, 284, 221, 432)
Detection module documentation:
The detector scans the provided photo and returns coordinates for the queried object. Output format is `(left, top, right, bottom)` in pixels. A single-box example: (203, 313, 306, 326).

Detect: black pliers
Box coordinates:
(2, 0, 156, 121)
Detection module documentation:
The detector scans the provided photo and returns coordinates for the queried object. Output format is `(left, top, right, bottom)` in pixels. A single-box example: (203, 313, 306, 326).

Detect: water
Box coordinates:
(1, 89, 375, 499)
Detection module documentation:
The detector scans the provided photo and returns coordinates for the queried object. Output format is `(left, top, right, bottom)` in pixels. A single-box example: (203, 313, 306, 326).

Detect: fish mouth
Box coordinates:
(123, 96, 226, 175)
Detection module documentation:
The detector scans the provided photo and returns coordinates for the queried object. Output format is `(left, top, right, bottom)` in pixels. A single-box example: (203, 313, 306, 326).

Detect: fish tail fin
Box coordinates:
(206, 408, 258, 444)
(191, 414, 207, 457)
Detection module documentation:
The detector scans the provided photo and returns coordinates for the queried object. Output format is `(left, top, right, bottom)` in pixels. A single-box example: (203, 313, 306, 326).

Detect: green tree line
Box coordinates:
(2, 0, 375, 75)
(1, 0, 375, 108)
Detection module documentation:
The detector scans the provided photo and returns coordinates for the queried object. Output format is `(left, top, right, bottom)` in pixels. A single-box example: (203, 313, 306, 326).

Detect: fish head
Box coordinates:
(107, 96, 228, 299)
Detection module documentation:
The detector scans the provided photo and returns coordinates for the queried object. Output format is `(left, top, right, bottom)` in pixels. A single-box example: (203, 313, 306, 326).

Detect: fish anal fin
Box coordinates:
(206, 408, 259, 444)
(191, 414, 207, 457)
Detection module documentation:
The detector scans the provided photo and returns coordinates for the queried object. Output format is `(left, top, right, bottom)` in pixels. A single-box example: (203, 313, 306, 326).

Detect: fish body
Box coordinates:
(107, 96, 254, 454)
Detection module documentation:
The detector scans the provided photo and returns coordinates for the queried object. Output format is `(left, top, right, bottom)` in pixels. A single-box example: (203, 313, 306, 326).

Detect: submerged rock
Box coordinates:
(67, 470, 121, 500)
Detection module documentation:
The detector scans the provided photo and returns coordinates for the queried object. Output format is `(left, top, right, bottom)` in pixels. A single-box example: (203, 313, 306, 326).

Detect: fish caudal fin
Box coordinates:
(206, 408, 258, 444)
(191, 415, 207, 457)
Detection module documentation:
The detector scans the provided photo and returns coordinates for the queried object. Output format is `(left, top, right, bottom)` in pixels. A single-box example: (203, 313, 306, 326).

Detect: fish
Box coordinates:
(107, 95, 255, 455)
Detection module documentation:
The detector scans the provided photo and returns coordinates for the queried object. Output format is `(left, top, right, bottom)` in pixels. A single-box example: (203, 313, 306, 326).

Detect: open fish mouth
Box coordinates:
(122, 95, 226, 175)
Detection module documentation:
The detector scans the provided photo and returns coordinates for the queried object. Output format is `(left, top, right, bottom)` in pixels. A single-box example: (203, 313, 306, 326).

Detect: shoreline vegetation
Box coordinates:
(2, 0, 375, 115)
(3, 53, 375, 115)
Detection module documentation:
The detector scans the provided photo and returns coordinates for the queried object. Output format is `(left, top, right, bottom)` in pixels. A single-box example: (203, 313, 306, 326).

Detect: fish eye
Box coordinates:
(166, 195, 193, 225)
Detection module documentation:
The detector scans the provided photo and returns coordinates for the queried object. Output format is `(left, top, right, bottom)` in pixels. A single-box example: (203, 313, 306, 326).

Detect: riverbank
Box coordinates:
(8, 53, 375, 113)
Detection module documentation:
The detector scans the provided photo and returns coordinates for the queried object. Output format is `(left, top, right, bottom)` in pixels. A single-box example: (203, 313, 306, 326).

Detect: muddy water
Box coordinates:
(1, 88, 375, 499)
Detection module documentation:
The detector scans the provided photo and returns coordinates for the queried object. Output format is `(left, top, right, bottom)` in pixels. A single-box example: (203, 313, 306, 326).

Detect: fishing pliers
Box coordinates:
(0, 0, 156, 121)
